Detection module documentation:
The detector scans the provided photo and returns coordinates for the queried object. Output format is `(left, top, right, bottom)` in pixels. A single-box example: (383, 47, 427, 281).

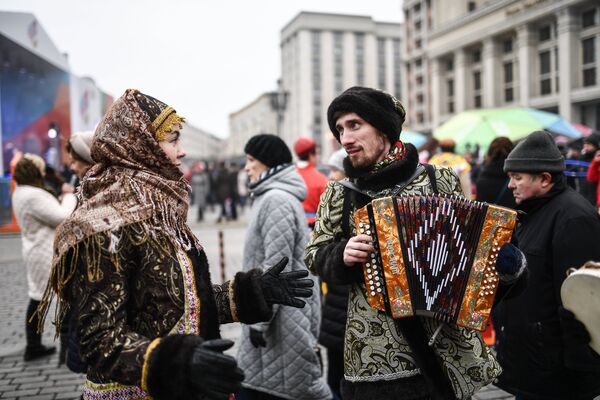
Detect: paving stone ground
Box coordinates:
(0, 205, 514, 399)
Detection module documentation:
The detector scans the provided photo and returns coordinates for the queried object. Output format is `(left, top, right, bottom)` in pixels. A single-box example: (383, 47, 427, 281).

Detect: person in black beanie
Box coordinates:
(237, 134, 331, 400)
(495, 130, 600, 400)
(305, 86, 527, 400)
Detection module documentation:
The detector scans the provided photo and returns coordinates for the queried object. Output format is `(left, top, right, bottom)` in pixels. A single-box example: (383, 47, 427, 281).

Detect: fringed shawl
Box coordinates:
(38, 88, 201, 332)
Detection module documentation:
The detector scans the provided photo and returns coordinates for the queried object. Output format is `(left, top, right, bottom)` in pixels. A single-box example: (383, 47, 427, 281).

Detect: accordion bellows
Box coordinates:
(354, 195, 517, 331)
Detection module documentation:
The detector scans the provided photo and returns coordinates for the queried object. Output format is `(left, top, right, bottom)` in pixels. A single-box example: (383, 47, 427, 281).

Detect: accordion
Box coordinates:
(354, 194, 517, 331)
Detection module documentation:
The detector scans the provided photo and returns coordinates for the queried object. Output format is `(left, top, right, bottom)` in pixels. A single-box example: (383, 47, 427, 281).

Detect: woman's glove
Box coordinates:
(260, 257, 314, 308)
(189, 339, 245, 400)
(249, 328, 266, 348)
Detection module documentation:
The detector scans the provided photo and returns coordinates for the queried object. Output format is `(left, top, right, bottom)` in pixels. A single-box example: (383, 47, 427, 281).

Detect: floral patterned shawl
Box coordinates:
(39, 88, 200, 329)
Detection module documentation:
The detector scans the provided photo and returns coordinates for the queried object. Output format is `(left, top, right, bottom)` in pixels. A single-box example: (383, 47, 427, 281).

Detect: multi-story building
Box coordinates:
(280, 12, 403, 158)
(181, 123, 223, 162)
(403, 0, 600, 132)
(227, 92, 280, 158)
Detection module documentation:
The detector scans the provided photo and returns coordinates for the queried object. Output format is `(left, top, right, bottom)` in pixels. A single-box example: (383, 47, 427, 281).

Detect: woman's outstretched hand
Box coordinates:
(260, 257, 314, 308)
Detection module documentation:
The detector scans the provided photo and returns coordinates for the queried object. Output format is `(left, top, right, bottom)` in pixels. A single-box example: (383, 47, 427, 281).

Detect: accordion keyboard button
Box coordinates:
(377, 288, 382, 293)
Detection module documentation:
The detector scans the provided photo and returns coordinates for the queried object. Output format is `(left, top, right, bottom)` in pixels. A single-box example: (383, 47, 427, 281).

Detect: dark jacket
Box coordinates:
(475, 159, 516, 208)
(495, 184, 600, 400)
(318, 282, 350, 351)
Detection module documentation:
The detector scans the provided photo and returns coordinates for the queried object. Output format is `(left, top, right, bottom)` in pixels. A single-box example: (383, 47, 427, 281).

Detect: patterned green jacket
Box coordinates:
(305, 164, 502, 400)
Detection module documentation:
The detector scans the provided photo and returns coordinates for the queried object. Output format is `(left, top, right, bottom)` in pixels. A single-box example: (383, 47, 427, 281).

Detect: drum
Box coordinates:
(561, 261, 600, 355)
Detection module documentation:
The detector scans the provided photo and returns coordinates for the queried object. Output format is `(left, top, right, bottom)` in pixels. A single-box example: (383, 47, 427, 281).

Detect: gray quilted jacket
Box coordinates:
(237, 165, 331, 400)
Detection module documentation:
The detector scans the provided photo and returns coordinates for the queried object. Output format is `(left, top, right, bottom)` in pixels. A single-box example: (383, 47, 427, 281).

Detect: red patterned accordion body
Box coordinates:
(354, 195, 517, 331)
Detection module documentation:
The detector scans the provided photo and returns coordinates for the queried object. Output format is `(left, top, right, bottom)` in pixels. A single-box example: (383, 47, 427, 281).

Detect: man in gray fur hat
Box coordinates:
(495, 130, 600, 400)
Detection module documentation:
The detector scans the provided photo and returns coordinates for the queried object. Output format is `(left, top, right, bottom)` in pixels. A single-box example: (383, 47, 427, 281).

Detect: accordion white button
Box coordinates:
(365, 224, 370, 229)
(375, 276, 380, 281)
(377, 288, 382, 293)
(359, 223, 364, 228)
(366, 263, 371, 267)
(376, 282, 381, 287)
(367, 268, 372, 273)
(371, 291, 376, 296)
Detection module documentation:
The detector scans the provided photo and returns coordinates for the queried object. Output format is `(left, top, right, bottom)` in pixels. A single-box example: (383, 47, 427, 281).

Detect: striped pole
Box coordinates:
(218, 229, 226, 283)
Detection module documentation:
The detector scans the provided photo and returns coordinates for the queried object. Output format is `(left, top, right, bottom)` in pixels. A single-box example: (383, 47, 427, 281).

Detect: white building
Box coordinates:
(402, 0, 600, 132)
(181, 123, 223, 161)
(227, 92, 279, 158)
(280, 12, 403, 158)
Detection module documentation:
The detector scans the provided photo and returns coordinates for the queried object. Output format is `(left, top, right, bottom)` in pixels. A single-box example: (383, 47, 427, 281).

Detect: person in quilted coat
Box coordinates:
(237, 134, 331, 400)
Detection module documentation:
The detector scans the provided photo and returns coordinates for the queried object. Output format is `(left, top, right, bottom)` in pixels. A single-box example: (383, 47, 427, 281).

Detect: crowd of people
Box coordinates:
(8, 85, 600, 400)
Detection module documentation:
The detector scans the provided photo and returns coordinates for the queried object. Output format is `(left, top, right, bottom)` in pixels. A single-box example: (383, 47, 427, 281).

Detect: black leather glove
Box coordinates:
(261, 257, 314, 308)
(249, 328, 266, 348)
(189, 339, 245, 400)
(558, 306, 600, 372)
(495, 243, 525, 277)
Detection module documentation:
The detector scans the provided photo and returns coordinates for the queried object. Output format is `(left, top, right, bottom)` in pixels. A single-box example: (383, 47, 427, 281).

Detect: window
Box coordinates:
(503, 62, 513, 84)
(447, 79, 454, 97)
(473, 71, 481, 91)
(468, 1, 476, 12)
(334, 32, 344, 94)
(539, 50, 551, 74)
(582, 37, 596, 87)
(415, 39, 422, 49)
(472, 49, 481, 63)
(416, 58, 422, 68)
(503, 62, 515, 103)
(393, 39, 402, 98)
(473, 71, 482, 108)
(539, 25, 552, 42)
(417, 93, 424, 104)
(416, 75, 423, 85)
(415, 20, 422, 31)
(417, 112, 424, 123)
(378, 38, 387, 89)
(355, 33, 365, 85)
(446, 59, 454, 71)
(503, 39, 513, 54)
(582, 8, 597, 28)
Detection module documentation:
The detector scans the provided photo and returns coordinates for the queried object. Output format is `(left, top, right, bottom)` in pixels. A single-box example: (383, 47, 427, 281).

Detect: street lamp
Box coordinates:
(271, 79, 288, 138)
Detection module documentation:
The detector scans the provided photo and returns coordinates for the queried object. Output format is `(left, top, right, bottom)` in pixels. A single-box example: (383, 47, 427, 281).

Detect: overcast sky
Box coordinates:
(2, 0, 403, 138)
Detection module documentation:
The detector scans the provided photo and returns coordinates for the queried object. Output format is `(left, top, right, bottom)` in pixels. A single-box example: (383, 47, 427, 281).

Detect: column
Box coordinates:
(454, 49, 467, 113)
(482, 38, 499, 108)
(557, 7, 577, 121)
(517, 24, 533, 106)
(430, 57, 441, 128)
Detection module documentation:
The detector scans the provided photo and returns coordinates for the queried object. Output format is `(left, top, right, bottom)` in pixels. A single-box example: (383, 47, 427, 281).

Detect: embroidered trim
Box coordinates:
(141, 338, 161, 392)
(228, 280, 239, 322)
(344, 369, 420, 382)
(151, 106, 184, 142)
(83, 380, 151, 399)
(172, 249, 201, 335)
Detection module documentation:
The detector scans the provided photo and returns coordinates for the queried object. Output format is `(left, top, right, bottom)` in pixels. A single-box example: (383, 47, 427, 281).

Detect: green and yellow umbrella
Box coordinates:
(433, 108, 581, 152)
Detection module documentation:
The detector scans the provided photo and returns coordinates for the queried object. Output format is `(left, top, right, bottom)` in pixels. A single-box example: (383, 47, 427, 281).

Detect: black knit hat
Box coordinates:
(327, 86, 406, 144)
(504, 130, 565, 173)
(584, 133, 600, 149)
(244, 134, 292, 168)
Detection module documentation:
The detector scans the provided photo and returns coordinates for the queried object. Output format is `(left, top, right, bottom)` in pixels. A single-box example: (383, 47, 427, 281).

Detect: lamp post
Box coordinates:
(271, 79, 288, 138)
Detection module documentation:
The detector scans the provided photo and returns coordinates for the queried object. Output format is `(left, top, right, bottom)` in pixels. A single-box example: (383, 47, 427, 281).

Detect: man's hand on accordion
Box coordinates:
(344, 234, 375, 266)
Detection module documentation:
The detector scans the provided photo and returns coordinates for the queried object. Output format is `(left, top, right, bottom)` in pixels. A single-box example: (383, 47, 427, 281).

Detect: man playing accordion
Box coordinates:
(305, 87, 526, 400)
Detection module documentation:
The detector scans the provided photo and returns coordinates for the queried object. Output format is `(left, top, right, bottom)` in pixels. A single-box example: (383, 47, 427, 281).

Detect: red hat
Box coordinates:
(294, 137, 317, 157)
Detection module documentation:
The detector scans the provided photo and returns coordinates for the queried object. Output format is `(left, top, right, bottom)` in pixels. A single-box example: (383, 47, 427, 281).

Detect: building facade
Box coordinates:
(280, 12, 403, 158)
(181, 123, 223, 162)
(403, 0, 600, 132)
(227, 92, 280, 158)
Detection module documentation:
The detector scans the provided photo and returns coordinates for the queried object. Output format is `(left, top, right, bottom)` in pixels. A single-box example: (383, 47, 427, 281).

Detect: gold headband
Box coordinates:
(151, 106, 185, 141)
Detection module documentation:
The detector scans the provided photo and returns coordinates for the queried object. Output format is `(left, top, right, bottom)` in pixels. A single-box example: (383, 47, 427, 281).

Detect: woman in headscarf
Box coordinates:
(236, 134, 331, 400)
(11, 154, 77, 361)
(38, 89, 313, 400)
